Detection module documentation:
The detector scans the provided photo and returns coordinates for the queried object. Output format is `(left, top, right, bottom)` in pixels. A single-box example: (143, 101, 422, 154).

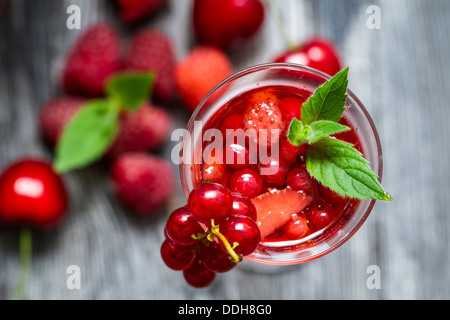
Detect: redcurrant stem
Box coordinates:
(264, 0, 297, 51)
(210, 220, 242, 264)
(11, 226, 32, 300)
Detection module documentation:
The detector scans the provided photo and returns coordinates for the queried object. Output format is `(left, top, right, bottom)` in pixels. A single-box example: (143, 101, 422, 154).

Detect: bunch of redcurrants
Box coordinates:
(161, 183, 261, 288)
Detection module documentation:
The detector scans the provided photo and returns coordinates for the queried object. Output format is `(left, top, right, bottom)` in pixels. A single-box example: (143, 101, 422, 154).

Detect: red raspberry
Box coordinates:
(110, 153, 175, 216)
(38, 97, 85, 146)
(174, 46, 233, 112)
(62, 23, 121, 97)
(115, 0, 167, 25)
(243, 92, 284, 147)
(124, 30, 176, 103)
(106, 103, 172, 159)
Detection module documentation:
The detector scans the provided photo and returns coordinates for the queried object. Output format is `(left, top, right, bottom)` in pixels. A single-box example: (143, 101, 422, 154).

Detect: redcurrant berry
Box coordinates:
(165, 206, 204, 246)
(188, 183, 232, 224)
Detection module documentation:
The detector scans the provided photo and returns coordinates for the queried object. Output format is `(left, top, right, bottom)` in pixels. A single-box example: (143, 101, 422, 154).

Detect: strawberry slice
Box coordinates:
(251, 188, 313, 239)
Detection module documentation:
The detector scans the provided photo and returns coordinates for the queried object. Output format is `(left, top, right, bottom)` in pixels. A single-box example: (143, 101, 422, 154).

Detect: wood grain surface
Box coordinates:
(0, 0, 449, 300)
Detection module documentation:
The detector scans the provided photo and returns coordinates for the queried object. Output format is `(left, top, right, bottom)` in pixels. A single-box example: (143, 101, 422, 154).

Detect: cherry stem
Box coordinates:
(11, 226, 32, 300)
(209, 220, 242, 264)
(264, 0, 297, 51)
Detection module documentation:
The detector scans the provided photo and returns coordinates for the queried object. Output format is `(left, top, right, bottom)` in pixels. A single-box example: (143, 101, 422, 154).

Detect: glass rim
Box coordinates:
(181, 62, 383, 265)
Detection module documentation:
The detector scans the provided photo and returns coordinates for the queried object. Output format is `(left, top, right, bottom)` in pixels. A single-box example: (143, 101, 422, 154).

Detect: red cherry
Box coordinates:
(310, 203, 336, 229)
(193, 0, 265, 49)
(220, 113, 244, 134)
(0, 158, 68, 227)
(188, 183, 232, 224)
(274, 37, 342, 76)
(225, 142, 250, 169)
(229, 169, 263, 199)
(284, 214, 309, 240)
(223, 215, 261, 256)
(278, 96, 303, 128)
(165, 206, 204, 246)
(160, 239, 196, 271)
(258, 156, 289, 186)
(199, 241, 235, 273)
(285, 167, 312, 192)
(202, 161, 227, 185)
(183, 254, 216, 288)
(230, 192, 257, 221)
(278, 135, 307, 164)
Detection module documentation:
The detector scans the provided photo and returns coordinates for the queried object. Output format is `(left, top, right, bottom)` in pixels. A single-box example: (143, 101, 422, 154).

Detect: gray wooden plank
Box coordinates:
(0, 0, 449, 300)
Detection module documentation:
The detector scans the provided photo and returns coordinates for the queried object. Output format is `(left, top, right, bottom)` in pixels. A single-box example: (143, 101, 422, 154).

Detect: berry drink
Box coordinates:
(197, 85, 362, 249)
(179, 64, 383, 265)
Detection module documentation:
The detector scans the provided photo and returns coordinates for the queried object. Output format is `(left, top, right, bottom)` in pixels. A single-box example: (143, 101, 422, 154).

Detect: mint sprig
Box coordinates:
(54, 72, 154, 173)
(301, 67, 349, 125)
(287, 68, 392, 202)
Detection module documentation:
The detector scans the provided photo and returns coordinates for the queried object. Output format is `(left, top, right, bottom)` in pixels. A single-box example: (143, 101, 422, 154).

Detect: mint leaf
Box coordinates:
(287, 118, 307, 146)
(308, 120, 350, 144)
(106, 72, 154, 111)
(288, 119, 350, 146)
(54, 100, 120, 173)
(306, 138, 392, 201)
(301, 67, 349, 125)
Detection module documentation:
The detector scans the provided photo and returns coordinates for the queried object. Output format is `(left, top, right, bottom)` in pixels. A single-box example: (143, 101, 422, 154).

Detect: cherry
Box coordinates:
(220, 113, 244, 134)
(310, 203, 336, 229)
(230, 192, 257, 221)
(225, 142, 250, 169)
(285, 167, 312, 192)
(222, 215, 261, 256)
(193, 0, 265, 49)
(183, 254, 216, 288)
(258, 156, 289, 186)
(199, 241, 235, 273)
(284, 214, 309, 240)
(165, 206, 204, 246)
(188, 183, 232, 224)
(0, 158, 68, 227)
(160, 239, 196, 271)
(202, 161, 227, 185)
(278, 96, 303, 128)
(274, 37, 342, 76)
(229, 169, 263, 199)
(278, 135, 307, 164)
(319, 184, 346, 206)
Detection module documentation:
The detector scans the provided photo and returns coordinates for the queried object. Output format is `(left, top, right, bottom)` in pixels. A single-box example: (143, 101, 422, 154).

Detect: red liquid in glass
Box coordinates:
(199, 85, 361, 244)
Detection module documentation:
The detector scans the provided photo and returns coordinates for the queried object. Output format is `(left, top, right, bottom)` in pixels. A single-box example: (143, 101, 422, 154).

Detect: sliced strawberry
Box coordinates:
(243, 92, 284, 147)
(251, 188, 313, 239)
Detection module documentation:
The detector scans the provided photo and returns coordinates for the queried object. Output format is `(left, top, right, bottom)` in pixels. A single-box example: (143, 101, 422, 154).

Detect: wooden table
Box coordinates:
(0, 0, 449, 300)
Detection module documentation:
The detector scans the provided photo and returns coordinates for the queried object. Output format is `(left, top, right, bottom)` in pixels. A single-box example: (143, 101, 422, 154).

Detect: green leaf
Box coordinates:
(301, 67, 349, 125)
(288, 119, 350, 146)
(54, 99, 120, 173)
(308, 120, 350, 144)
(287, 118, 306, 146)
(306, 138, 392, 201)
(106, 72, 154, 111)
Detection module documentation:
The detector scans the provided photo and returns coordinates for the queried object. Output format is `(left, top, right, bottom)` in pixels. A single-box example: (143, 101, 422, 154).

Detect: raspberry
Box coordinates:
(110, 153, 175, 215)
(106, 103, 172, 159)
(125, 30, 176, 103)
(38, 97, 85, 146)
(115, 0, 167, 25)
(174, 46, 233, 112)
(62, 23, 121, 97)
